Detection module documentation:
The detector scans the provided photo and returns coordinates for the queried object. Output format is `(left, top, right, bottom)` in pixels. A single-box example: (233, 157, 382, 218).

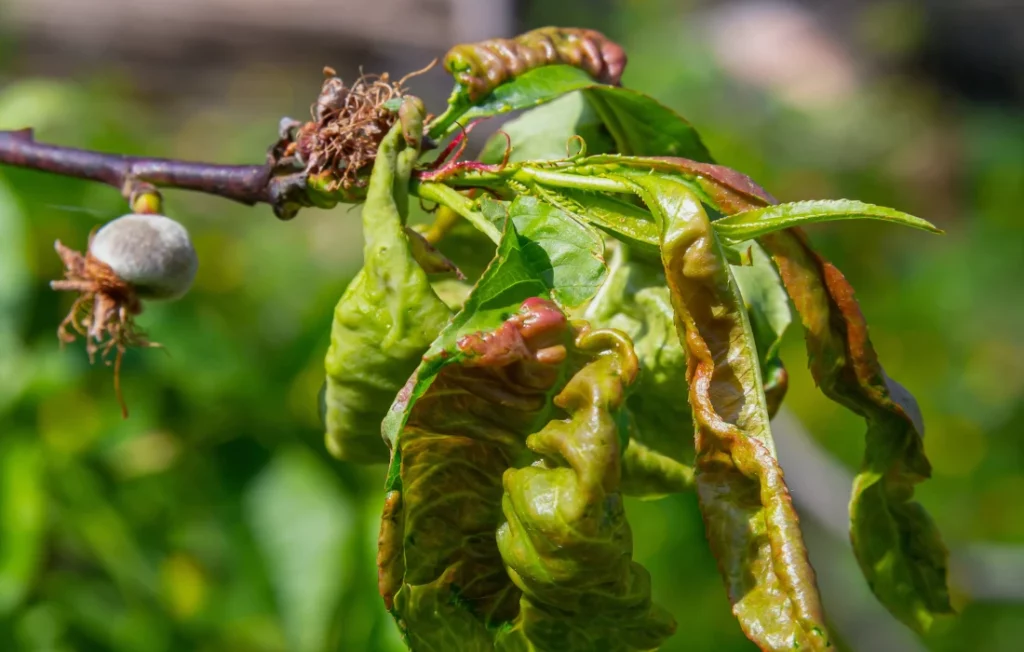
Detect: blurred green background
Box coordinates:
(1, 1, 1022, 650)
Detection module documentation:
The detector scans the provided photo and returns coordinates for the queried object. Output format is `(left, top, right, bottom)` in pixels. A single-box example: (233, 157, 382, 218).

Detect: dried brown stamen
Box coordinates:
(296, 61, 436, 192)
(51, 238, 156, 418)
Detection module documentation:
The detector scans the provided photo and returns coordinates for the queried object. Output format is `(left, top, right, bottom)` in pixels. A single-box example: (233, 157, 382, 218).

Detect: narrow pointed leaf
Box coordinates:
(760, 229, 953, 634)
(714, 199, 941, 242)
(626, 173, 831, 651)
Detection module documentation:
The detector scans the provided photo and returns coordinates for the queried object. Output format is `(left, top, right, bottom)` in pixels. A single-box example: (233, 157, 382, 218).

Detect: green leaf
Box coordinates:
(495, 195, 608, 309)
(245, 447, 355, 652)
(532, 186, 661, 258)
(729, 241, 793, 416)
(714, 199, 942, 242)
(761, 229, 952, 634)
(450, 65, 710, 162)
(577, 155, 775, 215)
(0, 436, 46, 615)
(580, 240, 695, 497)
(400, 196, 607, 379)
(378, 292, 673, 651)
(582, 87, 711, 161)
(322, 123, 454, 463)
(478, 91, 616, 165)
(495, 329, 677, 651)
(627, 173, 831, 650)
(458, 65, 599, 124)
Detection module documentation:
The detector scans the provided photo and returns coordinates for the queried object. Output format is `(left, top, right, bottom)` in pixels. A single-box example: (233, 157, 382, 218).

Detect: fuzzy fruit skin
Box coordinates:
(89, 213, 198, 300)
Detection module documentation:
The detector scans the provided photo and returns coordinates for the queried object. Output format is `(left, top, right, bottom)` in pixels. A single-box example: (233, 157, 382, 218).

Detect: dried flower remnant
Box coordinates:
(50, 213, 198, 417)
(277, 63, 436, 195)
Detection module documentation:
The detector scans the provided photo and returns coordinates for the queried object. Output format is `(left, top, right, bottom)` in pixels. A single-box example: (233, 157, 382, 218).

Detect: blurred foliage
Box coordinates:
(1, 1, 1023, 651)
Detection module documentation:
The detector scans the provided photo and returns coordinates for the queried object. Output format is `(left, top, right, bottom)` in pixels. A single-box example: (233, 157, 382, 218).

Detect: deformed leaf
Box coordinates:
(714, 199, 941, 242)
(661, 157, 953, 631)
(760, 228, 953, 634)
(628, 173, 831, 651)
(379, 297, 570, 651)
(496, 328, 677, 651)
(322, 122, 453, 463)
(445, 28, 626, 104)
(580, 240, 696, 498)
(379, 297, 673, 651)
(377, 213, 670, 649)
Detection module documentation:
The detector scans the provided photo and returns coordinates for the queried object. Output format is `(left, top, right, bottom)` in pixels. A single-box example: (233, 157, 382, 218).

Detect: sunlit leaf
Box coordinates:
(478, 91, 615, 165)
(322, 123, 453, 463)
(761, 229, 953, 634)
(532, 186, 661, 257)
(451, 65, 710, 161)
(714, 199, 941, 242)
(729, 241, 793, 416)
(627, 173, 831, 650)
(481, 195, 608, 309)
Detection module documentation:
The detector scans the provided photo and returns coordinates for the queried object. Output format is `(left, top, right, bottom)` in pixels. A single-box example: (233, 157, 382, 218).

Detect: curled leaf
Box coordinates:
(322, 120, 453, 463)
(377, 211, 670, 649)
(380, 297, 673, 651)
(496, 327, 677, 651)
(581, 240, 695, 497)
(662, 155, 953, 631)
(445, 27, 626, 103)
(760, 229, 953, 633)
(630, 173, 831, 651)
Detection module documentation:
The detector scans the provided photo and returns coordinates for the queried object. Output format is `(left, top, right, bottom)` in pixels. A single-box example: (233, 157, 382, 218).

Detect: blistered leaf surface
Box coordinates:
(629, 173, 831, 651)
(322, 122, 453, 462)
(761, 229, 953, 634)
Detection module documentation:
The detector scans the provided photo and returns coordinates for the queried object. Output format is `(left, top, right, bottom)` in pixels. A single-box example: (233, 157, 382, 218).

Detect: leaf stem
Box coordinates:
(513, 167, 633, 194)
(411, 180, 501, 244)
